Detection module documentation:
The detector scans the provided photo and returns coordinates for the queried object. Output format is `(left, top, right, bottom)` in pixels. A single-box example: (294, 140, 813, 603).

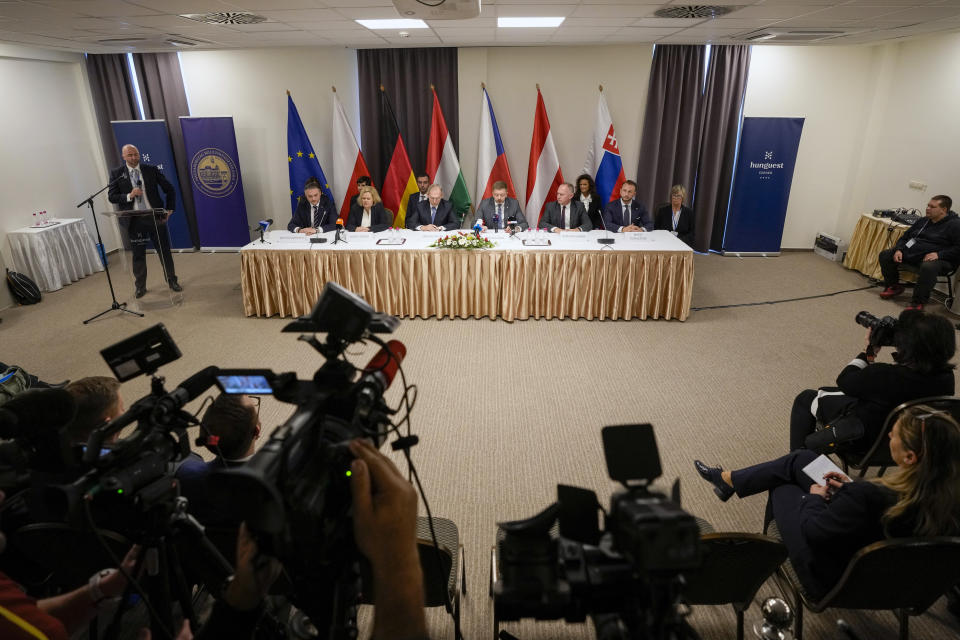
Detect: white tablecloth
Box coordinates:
(241, 229, 694, 321)
(7, 218, 104, 292)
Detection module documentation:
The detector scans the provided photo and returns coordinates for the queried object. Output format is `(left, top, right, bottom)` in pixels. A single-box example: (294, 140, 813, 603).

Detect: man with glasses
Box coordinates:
(878, 195, 960, 310)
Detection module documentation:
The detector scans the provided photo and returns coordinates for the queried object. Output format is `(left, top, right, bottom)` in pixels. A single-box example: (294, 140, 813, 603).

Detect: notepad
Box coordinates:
(802, 454, 845, 485)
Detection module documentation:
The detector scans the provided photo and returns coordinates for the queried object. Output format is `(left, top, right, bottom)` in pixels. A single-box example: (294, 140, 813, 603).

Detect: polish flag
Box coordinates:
(582, 89, 626, 204)
(475, 86, 517, 203)
(331, 87, 371, 217)
(525, 88, 563, 224)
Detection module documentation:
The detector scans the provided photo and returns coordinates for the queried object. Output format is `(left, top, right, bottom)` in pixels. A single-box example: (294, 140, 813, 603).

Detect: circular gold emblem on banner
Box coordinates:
(191, 148, 239, 198)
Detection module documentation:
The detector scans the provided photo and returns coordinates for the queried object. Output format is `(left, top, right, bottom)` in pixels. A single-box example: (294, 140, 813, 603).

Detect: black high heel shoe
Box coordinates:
(694, 460, 735, 502)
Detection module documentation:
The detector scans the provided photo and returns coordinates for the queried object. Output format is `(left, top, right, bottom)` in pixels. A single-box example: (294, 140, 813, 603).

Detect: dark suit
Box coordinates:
(538, 200, 592, 231)
(407, 191, 428, 216)
(579, 195, 605, 231)
(288, 194, 337, 233)
(107, 163, 177, 288)
(602, 199, 652, 232)
(654, 204, 695, 245)
(346, 202, 392, 232)
(406, 199, 459, 231)
(730, 449, 899, 599)
(476, 196, 528, 231)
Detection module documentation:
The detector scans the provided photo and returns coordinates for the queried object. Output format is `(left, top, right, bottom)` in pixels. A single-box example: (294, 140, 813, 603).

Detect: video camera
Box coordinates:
(492, 424, 702, 640)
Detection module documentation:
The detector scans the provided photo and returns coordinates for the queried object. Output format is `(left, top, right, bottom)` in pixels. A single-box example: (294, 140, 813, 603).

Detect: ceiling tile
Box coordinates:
(571, 4, 659, 18)
(330, 6, 401, 19)
(724, 5, 822, 20)
(495, 4, 577, 17)
(258, 8, 340, 21)
(631, 17, 710, 27)
(35, 1, 163, 17)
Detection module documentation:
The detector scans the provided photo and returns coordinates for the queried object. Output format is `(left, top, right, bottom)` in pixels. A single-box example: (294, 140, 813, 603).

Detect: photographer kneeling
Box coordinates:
(790, 309, 955, 454)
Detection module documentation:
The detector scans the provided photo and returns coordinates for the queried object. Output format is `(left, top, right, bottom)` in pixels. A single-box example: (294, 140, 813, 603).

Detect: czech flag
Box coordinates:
(475, 86, 517, 203)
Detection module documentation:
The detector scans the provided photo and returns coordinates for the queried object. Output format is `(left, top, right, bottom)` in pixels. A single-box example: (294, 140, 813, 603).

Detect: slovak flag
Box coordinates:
(525, 87, 563, 224)
(582, 90, 626, 204)
(475, 87, 517, 203)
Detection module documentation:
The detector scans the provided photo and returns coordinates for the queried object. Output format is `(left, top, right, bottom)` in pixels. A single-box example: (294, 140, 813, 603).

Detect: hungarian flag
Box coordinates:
(287, 92, 334, 211)
(378, 87, 418, 228)
(525, 87, 563, 224)
(426, 87, 470, 221)
(331, 87, 372, 218)
(476, 86, 517, 203)
(582, 89, 626, 205)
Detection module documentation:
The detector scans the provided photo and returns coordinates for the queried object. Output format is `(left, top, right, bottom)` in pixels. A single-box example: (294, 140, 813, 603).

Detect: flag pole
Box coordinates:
(599, 84, 603, 92)
(331, 86, 336, 93)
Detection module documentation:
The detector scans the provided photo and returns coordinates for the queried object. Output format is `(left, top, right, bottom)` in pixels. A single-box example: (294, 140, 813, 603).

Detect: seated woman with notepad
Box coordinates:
(346, 186, 391, 233)
(694, 406, 960, 599)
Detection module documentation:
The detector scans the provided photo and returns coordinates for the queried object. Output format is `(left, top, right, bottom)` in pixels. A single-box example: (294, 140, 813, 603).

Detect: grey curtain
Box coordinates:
(358, 48, 458, 188)
(696, 45, 751, 252)
(133, 53, 199, 248)
(636, 46, 705, 216)
(84, 54, 137, 169)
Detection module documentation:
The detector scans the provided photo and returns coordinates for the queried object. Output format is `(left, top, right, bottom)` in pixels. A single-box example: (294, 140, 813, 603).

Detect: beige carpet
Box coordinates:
(2, 250, 958, 639)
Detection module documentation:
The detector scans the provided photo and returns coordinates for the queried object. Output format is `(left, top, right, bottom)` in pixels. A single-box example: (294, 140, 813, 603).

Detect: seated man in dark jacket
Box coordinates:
(878, 195, 960, 309)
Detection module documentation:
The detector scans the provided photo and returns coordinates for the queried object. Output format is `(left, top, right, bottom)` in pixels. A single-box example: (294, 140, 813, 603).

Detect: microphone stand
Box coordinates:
(77, 179, 144, 323)
(332, 225, 347, 245)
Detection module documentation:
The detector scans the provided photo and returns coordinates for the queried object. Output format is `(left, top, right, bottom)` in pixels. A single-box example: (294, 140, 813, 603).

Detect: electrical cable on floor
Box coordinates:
(692, 285, 876, 311)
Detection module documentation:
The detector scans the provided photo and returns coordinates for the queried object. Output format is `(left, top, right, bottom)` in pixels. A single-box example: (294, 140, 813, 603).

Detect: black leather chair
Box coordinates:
(768, 521, 960, 639)
(837, 395, 960, 478)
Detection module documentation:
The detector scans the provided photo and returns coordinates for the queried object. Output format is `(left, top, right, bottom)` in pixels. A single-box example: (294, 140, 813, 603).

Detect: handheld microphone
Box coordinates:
(358, 340, 407, 396)
(507, 216, 518, 235)
(258, 218, 273, 231)
(473, 219, 483, 238)
(336, 217, 344, 230)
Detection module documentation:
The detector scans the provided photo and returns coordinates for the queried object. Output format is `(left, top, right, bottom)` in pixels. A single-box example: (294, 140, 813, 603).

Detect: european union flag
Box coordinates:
(287, 92, 334, 212)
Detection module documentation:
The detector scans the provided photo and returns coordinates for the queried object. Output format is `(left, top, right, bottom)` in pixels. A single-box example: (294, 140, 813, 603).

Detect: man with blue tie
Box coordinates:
(406, 183, 460, 231)
(107, 144, 181, 299)
(602, 180, 653, 233)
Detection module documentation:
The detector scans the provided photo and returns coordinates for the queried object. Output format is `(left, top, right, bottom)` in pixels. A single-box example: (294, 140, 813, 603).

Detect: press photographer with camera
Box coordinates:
(789, 309, 955, 453)
(695, 405, 960, 600)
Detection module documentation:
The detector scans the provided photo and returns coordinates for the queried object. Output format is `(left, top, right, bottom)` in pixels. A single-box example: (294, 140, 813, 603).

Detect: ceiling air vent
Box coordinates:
(742, 29, 848, 42)
(180, 12, 267, 25)
(654, 5, 736, 19)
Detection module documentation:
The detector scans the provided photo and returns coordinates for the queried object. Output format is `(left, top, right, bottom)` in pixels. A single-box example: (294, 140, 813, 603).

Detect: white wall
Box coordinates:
(457, 44, 653, 204)
(742, 44, 890, 248)
(0, 45, 113, 289)
(178, 47, 359, 228)
(863, 32, 960, 216)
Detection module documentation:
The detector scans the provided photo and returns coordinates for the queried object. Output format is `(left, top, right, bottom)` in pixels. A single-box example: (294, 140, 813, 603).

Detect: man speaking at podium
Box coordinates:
(108, 144, 182, 299)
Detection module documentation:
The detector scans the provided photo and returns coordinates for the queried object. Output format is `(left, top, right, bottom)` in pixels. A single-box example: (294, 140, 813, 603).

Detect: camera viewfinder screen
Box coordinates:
(217, 375, 272, 395)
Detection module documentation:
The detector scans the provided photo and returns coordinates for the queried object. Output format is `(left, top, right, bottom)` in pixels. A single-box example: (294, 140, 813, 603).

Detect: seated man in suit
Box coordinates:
(602, 180, 652, 233)
(654, 184, 695, 246)
(878, 195, 960, 310)
(288, 178, 337, 234)
(406, 183, 460, 231)
(177, 393, 261, 526)
(107, 144, 181, 298)
(407, 172, 430, 214)
(538, 183, 592, 232)
(477, 180, 528, 231)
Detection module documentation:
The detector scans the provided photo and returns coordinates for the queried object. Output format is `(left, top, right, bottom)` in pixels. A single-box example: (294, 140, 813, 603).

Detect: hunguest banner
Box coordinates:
(180, 116, 251, 248)
(722, 117, 805, 255)
(110, 120, 192, 248)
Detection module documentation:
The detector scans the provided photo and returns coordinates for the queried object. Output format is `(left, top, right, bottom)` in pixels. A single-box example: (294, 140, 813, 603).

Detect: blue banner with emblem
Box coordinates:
(180, 116, 251, 248)
(722, 117, 805, 253)
(109, 120, 191, 248)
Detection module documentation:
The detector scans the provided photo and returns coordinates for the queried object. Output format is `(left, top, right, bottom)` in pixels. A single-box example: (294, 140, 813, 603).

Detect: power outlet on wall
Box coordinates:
(909, 180, 927, 190)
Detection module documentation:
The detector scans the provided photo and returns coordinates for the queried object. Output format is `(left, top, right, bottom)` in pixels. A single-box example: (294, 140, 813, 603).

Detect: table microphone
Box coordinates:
(258, 218, 272, 243)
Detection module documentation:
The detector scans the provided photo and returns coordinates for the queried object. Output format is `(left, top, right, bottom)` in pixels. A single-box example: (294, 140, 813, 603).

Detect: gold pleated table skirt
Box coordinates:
(241, 248, 694, 321)
(843, 213, 909, 280)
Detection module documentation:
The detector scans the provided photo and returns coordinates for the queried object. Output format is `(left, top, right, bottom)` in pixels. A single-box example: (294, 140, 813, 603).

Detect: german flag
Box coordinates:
(378, 86, 419, 228)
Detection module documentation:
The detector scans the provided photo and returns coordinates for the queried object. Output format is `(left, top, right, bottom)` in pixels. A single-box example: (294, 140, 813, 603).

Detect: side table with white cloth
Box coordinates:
(6, 218, 104, 292)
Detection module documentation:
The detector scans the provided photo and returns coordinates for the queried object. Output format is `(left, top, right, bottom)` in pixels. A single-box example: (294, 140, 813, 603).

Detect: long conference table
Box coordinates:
(240, 229, 694, 321)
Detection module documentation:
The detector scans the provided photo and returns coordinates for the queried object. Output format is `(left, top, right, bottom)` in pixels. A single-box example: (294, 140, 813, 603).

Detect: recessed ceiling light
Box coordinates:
(498, 17, 565, 28)
(356, 19, 429, 30)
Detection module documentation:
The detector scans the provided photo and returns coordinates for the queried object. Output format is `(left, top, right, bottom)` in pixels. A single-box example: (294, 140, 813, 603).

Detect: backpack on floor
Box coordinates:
(5, 269, 41, 305)
(0, 366, 31, 406)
